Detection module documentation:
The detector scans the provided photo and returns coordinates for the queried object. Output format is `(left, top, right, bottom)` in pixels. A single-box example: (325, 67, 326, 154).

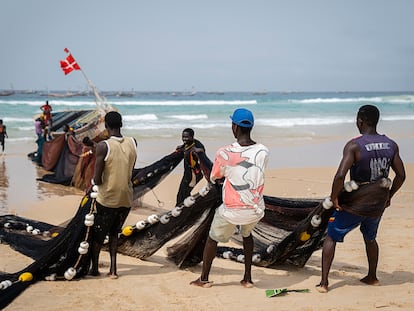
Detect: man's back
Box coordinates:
(351, 134, 396, 182)
(97, 136, 137, 208)
(211, 142, 269, 225)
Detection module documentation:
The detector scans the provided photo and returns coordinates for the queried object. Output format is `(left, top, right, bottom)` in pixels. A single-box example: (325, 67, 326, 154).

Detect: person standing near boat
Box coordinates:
(175, 128, 206, 206)
(190, 108, 269, 288)
(90, 111, 137, 279)
(0, 119, 8, 155)
(41, 100, 53, 128)
(317, 105, 406, 293)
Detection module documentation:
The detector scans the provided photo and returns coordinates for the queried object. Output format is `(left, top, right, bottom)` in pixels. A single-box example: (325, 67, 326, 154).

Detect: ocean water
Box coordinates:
(1, 91, 414, 167)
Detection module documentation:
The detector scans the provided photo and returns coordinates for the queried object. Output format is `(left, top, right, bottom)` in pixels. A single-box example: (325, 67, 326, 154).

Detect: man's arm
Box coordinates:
(93, 141, 108, 185)
(330, 140, 358, 210)
(388, 142, 406, 205)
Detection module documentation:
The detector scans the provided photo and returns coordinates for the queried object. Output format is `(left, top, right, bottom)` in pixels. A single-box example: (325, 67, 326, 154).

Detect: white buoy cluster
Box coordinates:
(344, 180, 359, 192)
(59, 192, 97, 281)
(122, 185, 211, 236)
(221, 250, 261, 264)
(2, 221, 50, 238)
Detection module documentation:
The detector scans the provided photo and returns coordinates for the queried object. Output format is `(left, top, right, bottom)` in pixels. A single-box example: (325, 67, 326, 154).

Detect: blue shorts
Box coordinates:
(327, 210, 381, 242)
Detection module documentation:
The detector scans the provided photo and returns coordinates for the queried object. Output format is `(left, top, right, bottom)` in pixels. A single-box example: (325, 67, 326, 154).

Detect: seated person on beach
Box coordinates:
(175, 128, 206, 206)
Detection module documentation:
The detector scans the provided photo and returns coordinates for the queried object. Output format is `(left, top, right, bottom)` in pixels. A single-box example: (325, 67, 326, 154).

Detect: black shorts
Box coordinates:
(93, 201, 130, 244)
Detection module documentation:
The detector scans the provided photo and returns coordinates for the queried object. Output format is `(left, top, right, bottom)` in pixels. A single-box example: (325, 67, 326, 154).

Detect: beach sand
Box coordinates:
(1, 140, 413, 311)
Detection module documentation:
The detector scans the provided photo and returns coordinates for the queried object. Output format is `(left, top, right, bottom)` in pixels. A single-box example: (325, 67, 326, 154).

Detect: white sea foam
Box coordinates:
(2, 117, 34, 122)
(258, 117, 354, 127)
(112, 100, 257, 106)
(168, 114, 208, 120)
(290, 95, 414, 104)
(382, 115, 414, 121)
(123, 114, 158, 121)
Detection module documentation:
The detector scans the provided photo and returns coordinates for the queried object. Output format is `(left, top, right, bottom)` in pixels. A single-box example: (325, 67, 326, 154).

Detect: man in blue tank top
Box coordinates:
(317, 105, 406, 293)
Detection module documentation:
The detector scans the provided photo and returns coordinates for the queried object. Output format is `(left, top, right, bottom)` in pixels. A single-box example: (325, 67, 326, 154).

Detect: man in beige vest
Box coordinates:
(90, 111, 137, 279)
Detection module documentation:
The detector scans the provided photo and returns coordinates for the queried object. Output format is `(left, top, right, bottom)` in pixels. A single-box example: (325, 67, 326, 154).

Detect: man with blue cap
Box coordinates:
(190, 108, 269, 288)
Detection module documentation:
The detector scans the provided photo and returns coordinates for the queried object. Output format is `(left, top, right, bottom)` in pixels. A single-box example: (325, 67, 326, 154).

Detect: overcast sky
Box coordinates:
(1, 0, 413, 92)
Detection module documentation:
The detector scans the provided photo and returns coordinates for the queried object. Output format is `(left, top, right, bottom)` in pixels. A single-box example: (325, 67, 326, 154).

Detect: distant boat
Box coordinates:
(0, 90, 15, 96)
(116, 89, 136, 97)
(171, 87, 197, 96)
(252, 90, 267, 95)
(206, 91, 225, 95)
(43, 90, 89, 98)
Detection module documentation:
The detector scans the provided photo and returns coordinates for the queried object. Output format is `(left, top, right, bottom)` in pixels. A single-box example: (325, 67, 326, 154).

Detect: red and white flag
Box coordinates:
(60, 48, 81, 75)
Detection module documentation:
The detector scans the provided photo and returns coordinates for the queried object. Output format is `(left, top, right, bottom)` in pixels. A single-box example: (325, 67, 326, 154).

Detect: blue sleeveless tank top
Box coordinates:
(350, 134, 395, 182)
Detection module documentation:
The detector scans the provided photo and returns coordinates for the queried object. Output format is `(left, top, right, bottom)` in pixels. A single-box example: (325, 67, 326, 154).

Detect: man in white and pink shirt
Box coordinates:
(190, 108, 269, 288)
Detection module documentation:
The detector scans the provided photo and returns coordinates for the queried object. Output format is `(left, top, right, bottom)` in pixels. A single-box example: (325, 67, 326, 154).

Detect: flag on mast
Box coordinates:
(59, 48, 112, 112)
(60, 48, 81, 75)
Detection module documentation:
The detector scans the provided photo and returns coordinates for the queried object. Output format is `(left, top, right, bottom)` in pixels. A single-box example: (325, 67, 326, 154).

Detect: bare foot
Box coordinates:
(315, 283, 328, 293)
(360, 276, 380, 286)
(240, 280, 254, 288)
(190, 278, 213, 288)
(107, 273, 118, 279)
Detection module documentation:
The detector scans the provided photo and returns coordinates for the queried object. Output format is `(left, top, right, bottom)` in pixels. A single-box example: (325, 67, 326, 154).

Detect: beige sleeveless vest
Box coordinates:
(97, 136, 137, 208)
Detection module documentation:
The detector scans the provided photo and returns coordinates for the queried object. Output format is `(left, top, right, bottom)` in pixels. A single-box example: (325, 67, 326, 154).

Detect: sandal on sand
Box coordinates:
(190, 278, 213, 288)
(315, 284, 328, 293)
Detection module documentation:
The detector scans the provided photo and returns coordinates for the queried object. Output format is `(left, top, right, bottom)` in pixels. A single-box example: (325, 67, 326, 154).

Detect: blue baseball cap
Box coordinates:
(230, 108, 254, 128)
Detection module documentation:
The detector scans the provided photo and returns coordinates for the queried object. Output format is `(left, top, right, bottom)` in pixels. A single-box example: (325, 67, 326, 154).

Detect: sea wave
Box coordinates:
(123, 114, 158, 121)
(257, 117, 354, 127)
(290, 95, 414, 104)
(168, 114, 208, 120)
(0, 99, 257, 107)
(112, 100, 257, 106)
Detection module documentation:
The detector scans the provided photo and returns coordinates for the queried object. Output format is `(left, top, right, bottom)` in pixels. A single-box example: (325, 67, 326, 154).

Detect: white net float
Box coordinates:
(350, 180, 359, 190)
(344, 181, 353, 192)
(171, 207, 182, 217)
(160, 214, 170, 224)
(267, 244, 275, 254)
(183, 196, 196, 207)
(322, 197, 333, 210)
(222, 251, 233, 259)
(84, 219, 94, 227)
(64, 267, 76, 280)
(147, 214, 159, 224)
(252, 253, 261, 263)
(136, 220, 146, 230)
(85, 214, 95, 221)
(198, 186, 210, 197)
(311, 215, 322, 227)
(380, 178, 392, 189)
